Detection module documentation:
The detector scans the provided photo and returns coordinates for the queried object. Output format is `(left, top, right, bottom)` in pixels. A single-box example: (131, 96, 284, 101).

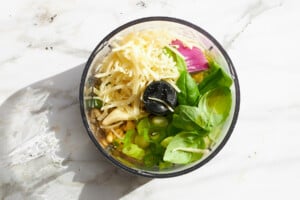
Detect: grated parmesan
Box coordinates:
(92, 29, 181, 125)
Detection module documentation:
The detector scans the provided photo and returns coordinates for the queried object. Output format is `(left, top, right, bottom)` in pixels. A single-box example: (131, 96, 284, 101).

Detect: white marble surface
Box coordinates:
(1, 0, 300, 199)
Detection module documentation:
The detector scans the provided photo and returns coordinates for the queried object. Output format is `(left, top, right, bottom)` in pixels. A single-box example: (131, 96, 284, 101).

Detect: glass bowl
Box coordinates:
(79, 17, 240, 178)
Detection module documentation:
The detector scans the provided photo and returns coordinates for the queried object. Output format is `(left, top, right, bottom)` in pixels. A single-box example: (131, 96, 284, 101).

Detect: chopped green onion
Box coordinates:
(85, 99, 102, 109)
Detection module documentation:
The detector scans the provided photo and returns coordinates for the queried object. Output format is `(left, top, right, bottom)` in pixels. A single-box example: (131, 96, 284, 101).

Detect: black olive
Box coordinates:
(143, 81, 177, 115)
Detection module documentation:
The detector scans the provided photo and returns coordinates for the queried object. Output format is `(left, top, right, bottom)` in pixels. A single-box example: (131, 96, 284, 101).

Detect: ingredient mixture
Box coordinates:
(85, 29, 233, 170)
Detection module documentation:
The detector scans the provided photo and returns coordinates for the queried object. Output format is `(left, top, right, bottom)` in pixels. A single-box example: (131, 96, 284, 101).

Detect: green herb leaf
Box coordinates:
(172, 105, 211, 132)
(198, 87, 232, 127)
(164, 46, 187, 74)
(208, 125, 222, 143)
(163, 132, 209, 164)
(176, 71, 200, 106)
(198, 61, 232, 96)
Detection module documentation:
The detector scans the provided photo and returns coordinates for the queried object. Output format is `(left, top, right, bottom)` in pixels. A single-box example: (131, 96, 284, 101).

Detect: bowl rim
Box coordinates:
(79, 16, 240, 178)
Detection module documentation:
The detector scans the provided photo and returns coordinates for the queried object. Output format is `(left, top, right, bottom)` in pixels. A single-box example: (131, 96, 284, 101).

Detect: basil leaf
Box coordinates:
(176, 71, 200, 106)
(198, 61, 232, 96)
(163, 132, 208, 164)
(171, 86, 232, 134)
(198, 87, 232, 127)
(164, 46, 187, 74)
(208, 125, 223, 143)
(172, 105, 211, 132)
(165, 45, 200, 106)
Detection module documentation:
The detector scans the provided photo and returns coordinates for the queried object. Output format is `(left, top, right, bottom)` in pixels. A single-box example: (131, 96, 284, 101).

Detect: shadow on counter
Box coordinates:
(0, 64, 150, 200)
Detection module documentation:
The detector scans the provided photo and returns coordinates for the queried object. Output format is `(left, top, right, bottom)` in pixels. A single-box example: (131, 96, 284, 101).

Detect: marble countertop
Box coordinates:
(1, 0, 300, 199)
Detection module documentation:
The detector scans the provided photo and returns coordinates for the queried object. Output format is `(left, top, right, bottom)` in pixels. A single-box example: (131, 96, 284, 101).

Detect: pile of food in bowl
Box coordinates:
(80, 17, 239, 177)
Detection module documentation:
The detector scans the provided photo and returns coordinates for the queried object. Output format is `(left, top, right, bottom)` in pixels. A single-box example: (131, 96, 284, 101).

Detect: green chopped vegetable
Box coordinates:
(85, 99, 102, 109)
(151, 116, 168, 127)
(137, 118, 151, 141)
(134, 135, 150, 148)
(149, 131, 161, 141)
(123, 129, 136, 146)
(122, 143, 145, 161)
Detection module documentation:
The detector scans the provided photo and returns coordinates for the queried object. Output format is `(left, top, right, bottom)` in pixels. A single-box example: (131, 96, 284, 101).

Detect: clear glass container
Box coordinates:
(79, 17, 240, 178)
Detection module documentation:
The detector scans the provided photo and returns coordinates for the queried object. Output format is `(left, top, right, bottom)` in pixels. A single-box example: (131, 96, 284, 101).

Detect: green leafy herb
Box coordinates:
(176, 71, 200, 106)
(164, 46, 187, 74)
(208, 125, 222, 143)
(198, 61, 232, 96)
(151, 116, 169, 128)
(198, 87, 232, 128)
(172, 105, 210, 132)
(163, 132, 209, 164)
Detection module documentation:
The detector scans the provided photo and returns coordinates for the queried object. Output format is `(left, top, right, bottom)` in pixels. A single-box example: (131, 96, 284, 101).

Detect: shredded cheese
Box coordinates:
(92, 29, 180, 125)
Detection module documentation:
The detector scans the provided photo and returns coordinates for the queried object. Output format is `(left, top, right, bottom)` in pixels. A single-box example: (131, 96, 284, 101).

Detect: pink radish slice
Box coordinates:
(171, 39, 209, 72)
